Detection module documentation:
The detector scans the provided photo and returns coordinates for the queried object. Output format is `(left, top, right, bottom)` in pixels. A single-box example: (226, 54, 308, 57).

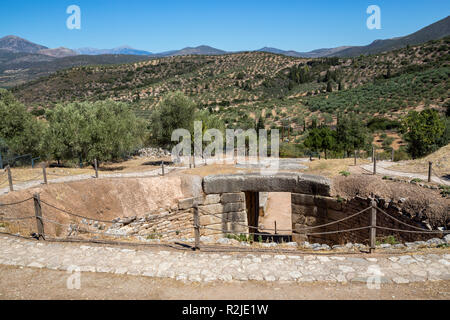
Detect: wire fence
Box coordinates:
(0, 193, 448, 253)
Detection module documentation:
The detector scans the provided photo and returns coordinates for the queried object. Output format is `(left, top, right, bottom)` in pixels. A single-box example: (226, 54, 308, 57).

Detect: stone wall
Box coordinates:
(107, 173, 441, 245)
(291, 194, 442, 246)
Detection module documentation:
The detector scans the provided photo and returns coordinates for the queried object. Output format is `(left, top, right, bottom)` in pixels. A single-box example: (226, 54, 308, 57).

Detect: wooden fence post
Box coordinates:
(370, 199, 377, 253)
(274, 221, 277, 235)
(373, 149, 377, 175)
(161, 161, 165, 176)
(94, 159, 99, 178)
(33, 193, 45, 240)
(42, 165, 48, 185)
(391, 149, 395, 162)
(354, 150, 357, 166)
(428, 162, 432, 183)
(193, 203, 200, 250)
(6, 165, 13, 192)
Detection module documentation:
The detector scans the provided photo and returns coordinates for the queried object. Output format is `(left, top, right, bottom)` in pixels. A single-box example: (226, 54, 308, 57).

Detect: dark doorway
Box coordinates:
(244, 191, 292, 243)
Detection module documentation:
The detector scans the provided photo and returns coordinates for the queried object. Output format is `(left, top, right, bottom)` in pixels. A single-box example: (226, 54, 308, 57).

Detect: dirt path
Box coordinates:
(1, 265, 449, 300)
(360, 161, 449, 185)
(260, 192, 292, 234)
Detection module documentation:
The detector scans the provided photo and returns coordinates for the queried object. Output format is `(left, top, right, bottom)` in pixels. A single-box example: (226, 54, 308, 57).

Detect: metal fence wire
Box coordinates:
(0, 194, 449, 253)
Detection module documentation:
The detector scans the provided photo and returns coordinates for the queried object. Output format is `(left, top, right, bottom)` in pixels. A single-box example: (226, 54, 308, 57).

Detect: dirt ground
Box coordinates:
(260, 192, 292, 234)
(0, 175, 196, 236)
(389, 144, 450, 175)
(0, 265, 448, 300)
(0, 157, 168, 189)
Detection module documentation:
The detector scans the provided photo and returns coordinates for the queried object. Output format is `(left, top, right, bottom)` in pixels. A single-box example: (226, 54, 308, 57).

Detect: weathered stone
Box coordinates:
(178, 198, 194, 210)
(314, 196, 343, 211)
(291, 213, 306, 225)
(203, 194, 221, 205)
(225, 211, 247, 222)
(223, 202, 245, 213)
(305, 216, 317, 226)
(291, 193, 315, 206)
(293, 224, 308, 234)
(202, 173, 331, 196)
(444, 234, 450, 244)
(199, 215, 223, 226)
(292, 204, 316, 216)
(221, 193, 245, 203)
(198, 203, 224, 215)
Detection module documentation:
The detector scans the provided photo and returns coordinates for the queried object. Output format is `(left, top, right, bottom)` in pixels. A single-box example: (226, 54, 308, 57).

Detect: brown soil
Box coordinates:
(260, 192, 292, 234)
(0, 265, 448, 300)
(0, 175, 196, 236)
(332, 174, 449, 227)
(0, 157, 170, 189)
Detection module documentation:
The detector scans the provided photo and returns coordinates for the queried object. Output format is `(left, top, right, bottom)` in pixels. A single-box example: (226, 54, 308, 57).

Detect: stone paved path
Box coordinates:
(0, 235, 449, 284)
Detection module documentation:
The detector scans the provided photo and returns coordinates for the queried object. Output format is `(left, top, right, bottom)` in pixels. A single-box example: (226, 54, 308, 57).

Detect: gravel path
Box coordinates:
(0, 166, 183, 195)
(361, 161, 450, 185)
(1, 235, 449, 284)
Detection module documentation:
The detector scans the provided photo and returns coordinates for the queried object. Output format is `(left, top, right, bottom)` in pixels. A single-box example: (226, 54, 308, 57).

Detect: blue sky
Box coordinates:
(1, 0, 449, 52)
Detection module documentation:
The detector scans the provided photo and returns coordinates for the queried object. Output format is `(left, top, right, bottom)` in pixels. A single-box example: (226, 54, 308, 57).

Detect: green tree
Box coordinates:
(401, 109, 445, 158)
(0, 89, 44, 157)
(319, 126, 336, 159)
(335, 114, 369, 154)
(304, 128, 322, 154)
(43, 100, 145, 163)
(149, 92, 197, 148)
(326, 81, 333, 92)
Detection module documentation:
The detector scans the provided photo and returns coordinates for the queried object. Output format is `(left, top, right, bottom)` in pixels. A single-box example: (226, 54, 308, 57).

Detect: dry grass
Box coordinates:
(0, 157, 168, 188)
(388, 144, 450, 175)
(304, 158, 370, 178)
(180, 164, 249, 177)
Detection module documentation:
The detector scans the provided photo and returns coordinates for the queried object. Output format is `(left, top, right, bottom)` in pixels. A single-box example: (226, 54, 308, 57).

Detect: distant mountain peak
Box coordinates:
(0, 35, 48, 53)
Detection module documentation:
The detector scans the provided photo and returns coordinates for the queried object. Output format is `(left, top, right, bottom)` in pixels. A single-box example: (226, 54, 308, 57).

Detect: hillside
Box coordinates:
(335, 15, 450, 57)
(0, 52, 152, 88)
(0, 35, 47, 53)
(10, 37, 449, 130)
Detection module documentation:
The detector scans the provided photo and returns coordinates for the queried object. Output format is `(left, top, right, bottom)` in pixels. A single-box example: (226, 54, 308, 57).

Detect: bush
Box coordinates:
(339, 171, 351, 177)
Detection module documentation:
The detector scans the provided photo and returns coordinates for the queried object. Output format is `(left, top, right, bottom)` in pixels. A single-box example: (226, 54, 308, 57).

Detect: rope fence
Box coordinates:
(0, 193, 448, 254)
(0, 161, 102, 192)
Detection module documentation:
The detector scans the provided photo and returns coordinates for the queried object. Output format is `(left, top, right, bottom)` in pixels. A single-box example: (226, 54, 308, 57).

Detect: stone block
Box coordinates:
(202, 173, 331, 196)
(225, 211, 247, 223)
(221, 192, 245, 203)
(305, 216, 317, 226)
(291, 204, 316, 216)
(291, 193, 315, 205)
(198, 203, 224, 215)
(178, 198, 194, 210)
(200, 214, 224, 226)
(204, 194, 221, 205)
(293, 223, 308, 234)
(178, 196, 204, 210)
(314, 196, 343, 211)
(291, 213, 306, 225)
(292, 233, 308, 243)
(226, 222, 248, 233)
(223, 202, 245, 213)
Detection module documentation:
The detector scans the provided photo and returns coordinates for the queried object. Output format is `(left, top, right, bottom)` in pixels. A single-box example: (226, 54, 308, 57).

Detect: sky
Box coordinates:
(0, 0, 449, 53)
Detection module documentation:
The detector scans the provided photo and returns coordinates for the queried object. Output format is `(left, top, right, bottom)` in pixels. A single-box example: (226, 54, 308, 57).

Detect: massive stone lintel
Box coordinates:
(202, 172, 331, 196)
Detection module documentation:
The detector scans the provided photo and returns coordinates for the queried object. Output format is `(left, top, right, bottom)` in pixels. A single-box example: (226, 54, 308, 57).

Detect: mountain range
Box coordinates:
(1, 15, 449, 59)
(0, 15, 448, 88)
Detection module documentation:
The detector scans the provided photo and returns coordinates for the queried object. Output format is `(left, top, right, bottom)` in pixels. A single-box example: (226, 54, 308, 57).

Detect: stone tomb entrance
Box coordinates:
(201, 173, 332, 243)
